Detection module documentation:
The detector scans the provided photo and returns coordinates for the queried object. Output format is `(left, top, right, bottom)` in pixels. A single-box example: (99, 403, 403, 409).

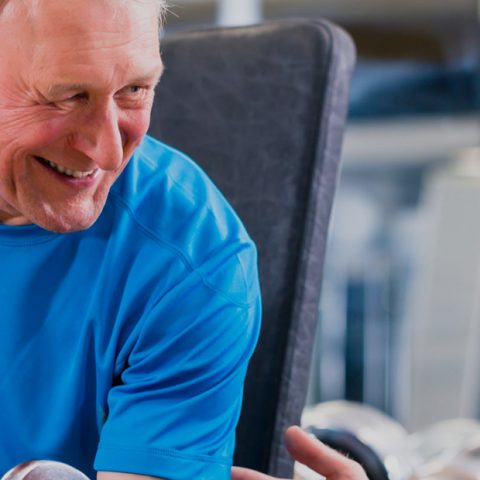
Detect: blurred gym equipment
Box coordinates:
(299, 401, 480, 480)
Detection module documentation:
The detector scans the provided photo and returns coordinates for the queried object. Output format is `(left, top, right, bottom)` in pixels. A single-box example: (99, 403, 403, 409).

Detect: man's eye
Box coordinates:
(63, 93, 87, 102)
(46, 92, 86, 108)
(116, 85, 152, 104)
(124, 85, 145, 95)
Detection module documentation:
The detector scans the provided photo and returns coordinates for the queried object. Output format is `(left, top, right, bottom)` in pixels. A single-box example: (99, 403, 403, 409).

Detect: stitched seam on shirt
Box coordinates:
(140, 140, 225, 222)
(107, 193, 256, 308)
(162, 163, 255, 303)
(0, 236, 59, 247)
(98, 443, 231, 466)
(114, 144, 254, 306)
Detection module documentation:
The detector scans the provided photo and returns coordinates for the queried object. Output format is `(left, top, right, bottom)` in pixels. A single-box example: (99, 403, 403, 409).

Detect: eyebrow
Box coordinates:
(45, 65, 164, 98)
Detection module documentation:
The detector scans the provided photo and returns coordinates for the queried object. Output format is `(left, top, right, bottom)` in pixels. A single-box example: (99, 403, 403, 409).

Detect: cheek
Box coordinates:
(0, 108, 70, 152)
(29, 117, 72, 147)
(122, 108, 152, 147)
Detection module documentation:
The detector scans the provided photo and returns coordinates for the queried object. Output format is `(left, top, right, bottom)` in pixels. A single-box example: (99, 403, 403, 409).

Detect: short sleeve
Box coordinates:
(94, 242, 261, 480)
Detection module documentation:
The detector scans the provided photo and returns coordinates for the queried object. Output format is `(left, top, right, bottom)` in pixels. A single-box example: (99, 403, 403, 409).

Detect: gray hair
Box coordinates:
(156, 0, 168, 26)
(0, 0, 168, 28)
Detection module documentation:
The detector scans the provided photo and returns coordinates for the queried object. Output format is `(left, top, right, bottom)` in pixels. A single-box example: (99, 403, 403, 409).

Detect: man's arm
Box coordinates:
(2, 428, 366, 480)
(231, 426, 368, 480)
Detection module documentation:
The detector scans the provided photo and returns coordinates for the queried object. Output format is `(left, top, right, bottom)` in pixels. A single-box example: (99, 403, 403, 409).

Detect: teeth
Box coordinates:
(45, 159, 93, 178)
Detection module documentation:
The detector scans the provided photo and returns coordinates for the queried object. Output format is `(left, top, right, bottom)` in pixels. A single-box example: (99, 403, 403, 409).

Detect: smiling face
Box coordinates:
(0, 0, 163, 232)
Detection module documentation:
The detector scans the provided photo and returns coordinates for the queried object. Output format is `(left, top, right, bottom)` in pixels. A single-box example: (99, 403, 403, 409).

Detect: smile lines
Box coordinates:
(36, 156, 95, 179)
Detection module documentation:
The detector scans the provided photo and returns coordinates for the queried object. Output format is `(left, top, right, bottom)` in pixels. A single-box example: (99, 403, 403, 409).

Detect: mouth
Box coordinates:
(34, 156, 96, 179)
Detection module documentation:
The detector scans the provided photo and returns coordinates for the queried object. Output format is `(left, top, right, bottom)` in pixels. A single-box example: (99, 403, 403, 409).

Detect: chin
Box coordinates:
(51, 219, 98, 233)
(39, 216, 99, 233)
(17, 189, 110, 233)
(31, 204, 104, 234)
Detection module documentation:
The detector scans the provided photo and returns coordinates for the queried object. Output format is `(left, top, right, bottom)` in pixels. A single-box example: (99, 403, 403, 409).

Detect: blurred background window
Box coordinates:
(163, 0, 480, 432)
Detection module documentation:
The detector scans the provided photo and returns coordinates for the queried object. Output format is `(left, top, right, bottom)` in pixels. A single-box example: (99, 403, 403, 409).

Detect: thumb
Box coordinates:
(285, 426, 367, 479)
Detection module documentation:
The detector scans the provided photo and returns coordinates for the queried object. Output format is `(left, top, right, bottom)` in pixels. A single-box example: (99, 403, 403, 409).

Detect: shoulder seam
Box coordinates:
(107, 192, 256, 308)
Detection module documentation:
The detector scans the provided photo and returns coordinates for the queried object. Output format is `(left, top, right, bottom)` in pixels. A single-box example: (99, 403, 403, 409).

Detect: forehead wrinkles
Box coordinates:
(0, 0, 161, 89)
(0, 0, 163, 21)
(31, 1, 149, 37)
(15, 0, 158, 60)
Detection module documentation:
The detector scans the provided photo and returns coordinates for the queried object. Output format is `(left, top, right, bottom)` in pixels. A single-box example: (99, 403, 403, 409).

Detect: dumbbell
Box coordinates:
(299, 401, 480, 480)
(1, 461, 90, 480)
(298, 401, 418, 480)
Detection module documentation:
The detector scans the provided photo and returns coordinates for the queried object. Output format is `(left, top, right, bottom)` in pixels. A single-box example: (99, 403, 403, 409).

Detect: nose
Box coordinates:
(69, 100, 124, 171)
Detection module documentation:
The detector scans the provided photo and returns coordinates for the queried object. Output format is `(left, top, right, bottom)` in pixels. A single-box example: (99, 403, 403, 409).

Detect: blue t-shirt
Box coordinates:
(0, 135, 261, 480)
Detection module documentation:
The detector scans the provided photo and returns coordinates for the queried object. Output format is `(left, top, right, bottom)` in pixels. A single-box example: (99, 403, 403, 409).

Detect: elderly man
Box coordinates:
(0, 0, 260, 479)
(0, 1, 368, 479)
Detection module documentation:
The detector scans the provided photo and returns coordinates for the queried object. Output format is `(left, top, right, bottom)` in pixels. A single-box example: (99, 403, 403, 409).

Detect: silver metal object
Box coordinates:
(300, 401, 480, 480)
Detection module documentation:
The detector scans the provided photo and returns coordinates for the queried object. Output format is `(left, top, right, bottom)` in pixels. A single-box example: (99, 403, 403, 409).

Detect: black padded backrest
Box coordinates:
(148, 19, 355, 477)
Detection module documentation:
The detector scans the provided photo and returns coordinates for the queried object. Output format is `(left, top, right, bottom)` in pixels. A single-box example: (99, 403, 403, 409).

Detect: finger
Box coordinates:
(231, 466, 287, 480)
(285, 426, 367, 479)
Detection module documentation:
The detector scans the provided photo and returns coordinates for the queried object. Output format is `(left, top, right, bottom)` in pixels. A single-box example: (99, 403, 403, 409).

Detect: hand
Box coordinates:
(231, 426, 368, 480)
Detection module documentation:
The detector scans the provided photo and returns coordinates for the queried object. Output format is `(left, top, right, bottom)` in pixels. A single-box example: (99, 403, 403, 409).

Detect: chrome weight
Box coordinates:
(1, 461, 90, 480)
(299, 401, 418, 480)
(298, 401, 480, 480)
